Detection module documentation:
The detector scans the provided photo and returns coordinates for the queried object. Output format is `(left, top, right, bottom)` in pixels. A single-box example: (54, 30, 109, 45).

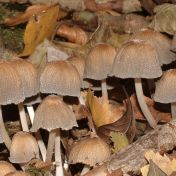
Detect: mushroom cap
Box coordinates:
(0, 161, 16, 176)
(9, 132, 39, 164)
(130, 28, 175, 65)
(111, 40, 162, 79)
(0, 60, 24, 105)
(84, 43, 116, 80)
(153, 69, 176, 103)
(67, 56, 85, 79)
(31, 95, 78, 132)
(69, 137, 111, 166)
(10, 59, 39, 98)
(40, 60, 81, 97)
(24, 94, 42, 106)
(5, 171, 31, 176)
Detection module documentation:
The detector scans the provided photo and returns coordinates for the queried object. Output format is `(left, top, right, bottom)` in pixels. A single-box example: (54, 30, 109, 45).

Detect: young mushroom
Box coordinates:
(31, 95, 78, 176)
(9, 131, 39, 164)
(69, 136, 111, 175)
(111, 40, 162, 128)
(84, 43, 116, 99)
(0, 161, 16, 176)
(153, 69, 176, 119)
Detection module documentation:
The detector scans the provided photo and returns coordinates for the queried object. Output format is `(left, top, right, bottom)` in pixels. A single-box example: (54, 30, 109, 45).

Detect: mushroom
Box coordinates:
(5, 171, 31, 176)
(0, 161, 16, 176)
(171, 35, 176, 52)
(31, 95, 77, 176)
(9, 131, 39, 164)
(84, 43, 116, 99)
(111, 40, 162, 128)
(130, 28, 176, 65)
(153, 69, 176, 119)
(0, 60, 24, 150)
(69, 135, 111, 175)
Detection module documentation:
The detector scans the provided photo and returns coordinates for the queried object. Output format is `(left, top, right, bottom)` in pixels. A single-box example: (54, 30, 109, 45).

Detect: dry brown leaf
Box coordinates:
(56, 24, 88, 45)
(87, 90, 125, 127)
(4, 5, 51, 26)
(20, 5, 60, 56)
(130, 94, 172, 123)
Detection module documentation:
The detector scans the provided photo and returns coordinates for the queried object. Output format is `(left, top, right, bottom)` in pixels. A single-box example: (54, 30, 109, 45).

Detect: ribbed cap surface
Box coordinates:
(130, 28, 175, 65)
(9, 132, 39, 164)
(0, 161, 16, 176)
(69, 137, 111, 166)
(111, 40, 162, 79)
(40, 61, 81, 97)
(0, 60, 24, 105)
(10, 59, 39, 98)
(84, 43, 116, 80)
(154, 69, 176, 103)
(31, 95, 77, 132)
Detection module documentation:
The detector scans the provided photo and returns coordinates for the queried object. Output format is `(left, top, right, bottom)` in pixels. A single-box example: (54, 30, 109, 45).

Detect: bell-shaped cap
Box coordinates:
(0, 161, 16, 176)
(154, 69, 176, 103)
(69, 137, 111, 166)
(40, 61, 81, 97)
(10, 59, 39, 98)
(111, 40, 162, 79)
(130, 28, 175, 65)
(0, 60, 24, 105)
(9, 132, 39, 164)
(31, 95, 78, 132)
(84, 43, 116, 80)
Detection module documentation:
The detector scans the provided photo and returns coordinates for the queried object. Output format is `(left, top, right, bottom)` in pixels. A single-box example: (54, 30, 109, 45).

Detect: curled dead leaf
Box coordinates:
(56, 24, 88, 45)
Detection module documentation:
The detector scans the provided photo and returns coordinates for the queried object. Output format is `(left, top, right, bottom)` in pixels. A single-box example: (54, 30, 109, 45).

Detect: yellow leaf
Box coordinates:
(141, 165, 149, 176)
(20, 5, 59, 56)
(110, 131, 129, 153)
(144, 150, 176, 175)
(87, 90, 125, 127)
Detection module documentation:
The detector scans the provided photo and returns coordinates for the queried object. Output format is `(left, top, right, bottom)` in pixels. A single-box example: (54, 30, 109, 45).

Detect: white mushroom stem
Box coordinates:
(55, 129, 64, 176)
(0, 106, 11, 150)
(171, 102, 176, 120)
(80, 165, 90, 175)
(26, 106, 47, 161)
(134, 78, 157, 128)
(101, 79, 108, 99)
(46, 129, 56, 161)
(18, 103, 29, 132)
(78, 95, 85, 105)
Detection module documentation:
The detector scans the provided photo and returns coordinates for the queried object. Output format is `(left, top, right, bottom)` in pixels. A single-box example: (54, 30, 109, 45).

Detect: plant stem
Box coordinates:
(134, 78, 157, 129)
(18, 102, 29, 132)
(27, 106, 46, 161)
(101, 79, 108, 99)
(0, 106, 11, 150)
(81, 165, 90, 175)
(55, 129, 64, 176)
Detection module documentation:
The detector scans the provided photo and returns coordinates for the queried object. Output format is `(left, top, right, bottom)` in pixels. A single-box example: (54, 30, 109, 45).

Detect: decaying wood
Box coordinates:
(85, 120, 176, 176)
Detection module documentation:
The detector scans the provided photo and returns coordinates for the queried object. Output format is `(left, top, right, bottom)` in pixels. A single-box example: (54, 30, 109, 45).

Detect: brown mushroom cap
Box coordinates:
(154, 69, 176, 103)
(9, 132, 39, 164)
(31, 95, 77, 132)
(0, 60, 24, 105)
(130, 28, 175, 65)
(10, 59, 39, 98)
(84, 43, 116, 80)
(0, 161, 16, 176)
(5, 171, 31, 176)
(69, 137, 111, 166)
(40, 60, 81, 97)
(111, 40, 162, 79)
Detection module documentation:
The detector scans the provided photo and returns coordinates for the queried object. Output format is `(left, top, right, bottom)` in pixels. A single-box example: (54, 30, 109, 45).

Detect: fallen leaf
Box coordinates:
(4, 5, 51, 26)
(130, 94, 172, 123)
(147, 160, 167, 176)
(21, 5, 60, 56)
(87, 90, 125, 127)
(110, 131, 129, 153)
